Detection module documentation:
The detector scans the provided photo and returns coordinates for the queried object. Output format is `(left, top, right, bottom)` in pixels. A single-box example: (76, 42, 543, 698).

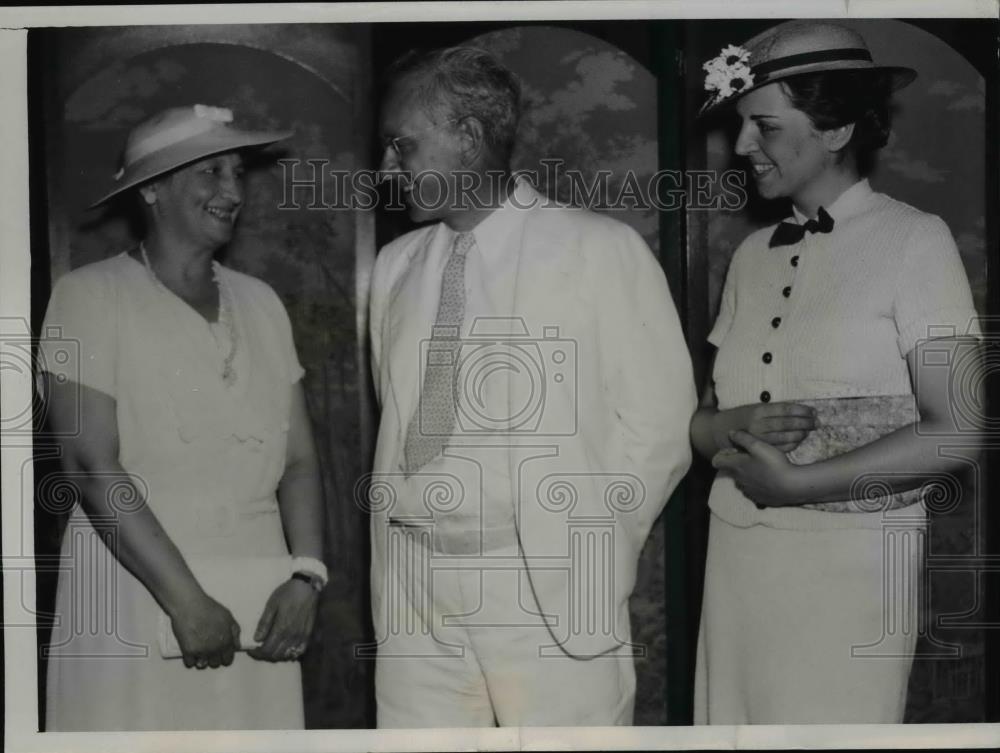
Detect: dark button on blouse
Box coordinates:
(760, 390, 771, 403)
(791, 255, 799, 267)
(782, 286, 792, 298)
(762, 352, 773, 364)
(771, 316, 782, 328)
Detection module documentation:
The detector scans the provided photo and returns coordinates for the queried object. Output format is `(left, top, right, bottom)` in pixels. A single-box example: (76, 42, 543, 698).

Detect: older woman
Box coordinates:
(39, 105, 326, 730)
(690, 22, 984, 723)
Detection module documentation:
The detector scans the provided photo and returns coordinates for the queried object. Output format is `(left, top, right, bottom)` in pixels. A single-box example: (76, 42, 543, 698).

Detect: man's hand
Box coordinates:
(713, 401, 817, 453)
(248, 578, 318, 662)
(170, 592, 241, 669)
(712, 429, 809, 508)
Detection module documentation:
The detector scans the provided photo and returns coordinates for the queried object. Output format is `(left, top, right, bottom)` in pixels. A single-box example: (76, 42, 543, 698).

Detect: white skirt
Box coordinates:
(694, 510, 923, 724)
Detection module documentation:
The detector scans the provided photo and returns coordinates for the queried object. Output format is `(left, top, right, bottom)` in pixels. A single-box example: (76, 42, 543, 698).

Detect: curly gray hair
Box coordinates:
(385, 46, 521, 170)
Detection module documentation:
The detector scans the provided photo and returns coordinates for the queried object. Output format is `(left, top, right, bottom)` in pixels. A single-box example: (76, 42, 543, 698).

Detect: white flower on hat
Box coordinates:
(193, 104, 234, 123)
(720, 45, 750, 65)
(703, 45, 755, 105)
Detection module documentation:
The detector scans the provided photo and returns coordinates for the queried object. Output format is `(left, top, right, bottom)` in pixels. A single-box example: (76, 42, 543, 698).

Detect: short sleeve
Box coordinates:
(39, 269, 117, 398)
(893, 215, 982, 356)
(708, 248, 738, 348)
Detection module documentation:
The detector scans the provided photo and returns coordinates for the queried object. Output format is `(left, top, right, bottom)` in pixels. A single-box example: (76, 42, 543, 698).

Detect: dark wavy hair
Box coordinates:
(384, 47, 522, 171)
(780, 70, 895, 176)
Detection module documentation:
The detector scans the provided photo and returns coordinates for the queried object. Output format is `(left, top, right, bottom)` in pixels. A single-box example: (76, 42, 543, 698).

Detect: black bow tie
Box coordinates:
(768, 207, 834, 248)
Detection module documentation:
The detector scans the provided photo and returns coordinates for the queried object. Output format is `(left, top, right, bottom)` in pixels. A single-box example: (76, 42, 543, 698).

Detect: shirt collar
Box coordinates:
(791, 178, 874, 225)
(453, 177, 536, 260)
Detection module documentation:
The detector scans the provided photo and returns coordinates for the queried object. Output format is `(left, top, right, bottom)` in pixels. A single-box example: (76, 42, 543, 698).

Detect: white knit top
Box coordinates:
(707, 179, 981, 530)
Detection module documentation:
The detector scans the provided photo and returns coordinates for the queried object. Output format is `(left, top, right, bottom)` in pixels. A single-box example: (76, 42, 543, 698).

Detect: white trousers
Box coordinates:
(374, 535, 635, 727)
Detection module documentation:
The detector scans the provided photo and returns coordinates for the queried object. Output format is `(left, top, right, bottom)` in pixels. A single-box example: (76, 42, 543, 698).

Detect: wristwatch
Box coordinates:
(290, 555, 328, 593)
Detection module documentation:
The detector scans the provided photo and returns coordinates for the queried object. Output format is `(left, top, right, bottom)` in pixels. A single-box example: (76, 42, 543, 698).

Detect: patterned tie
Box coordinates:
(768, 206, 834, 248)
(403, 231, 475, 474)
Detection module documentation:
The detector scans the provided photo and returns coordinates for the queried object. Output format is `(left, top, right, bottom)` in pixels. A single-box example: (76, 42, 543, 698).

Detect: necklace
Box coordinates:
(140, 242, 239, 387)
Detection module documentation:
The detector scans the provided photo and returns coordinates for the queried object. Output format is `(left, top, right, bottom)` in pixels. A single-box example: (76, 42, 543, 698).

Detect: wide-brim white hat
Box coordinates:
(90, 104, 291, 208)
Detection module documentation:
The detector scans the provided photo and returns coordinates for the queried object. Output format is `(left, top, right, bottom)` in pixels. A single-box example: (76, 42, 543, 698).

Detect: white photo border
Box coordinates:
(2, 2, 998, 751)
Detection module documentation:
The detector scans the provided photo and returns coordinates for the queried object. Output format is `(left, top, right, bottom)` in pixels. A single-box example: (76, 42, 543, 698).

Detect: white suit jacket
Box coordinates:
(368, 184, 697, 656)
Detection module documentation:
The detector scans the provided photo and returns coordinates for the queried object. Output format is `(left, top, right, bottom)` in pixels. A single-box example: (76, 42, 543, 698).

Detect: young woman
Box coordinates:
(691, 21, 984, 723)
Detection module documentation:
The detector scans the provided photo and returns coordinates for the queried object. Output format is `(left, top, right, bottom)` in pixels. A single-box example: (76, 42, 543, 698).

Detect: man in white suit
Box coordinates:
(367, 46, 696, 727)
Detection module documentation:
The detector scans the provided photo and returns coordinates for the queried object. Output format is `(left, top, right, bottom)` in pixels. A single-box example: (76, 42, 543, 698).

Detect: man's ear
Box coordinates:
(822, 122, 855, 153)
(138, 184, 157, 206)
(457, 116, 486, 167)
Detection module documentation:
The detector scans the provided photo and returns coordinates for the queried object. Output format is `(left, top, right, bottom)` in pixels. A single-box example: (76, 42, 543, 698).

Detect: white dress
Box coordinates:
(694, 181, 981, 724)
(40, 252, 306, 730)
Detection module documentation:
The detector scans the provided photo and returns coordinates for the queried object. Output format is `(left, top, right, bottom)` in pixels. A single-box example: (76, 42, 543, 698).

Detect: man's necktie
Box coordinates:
(768, 206, 834, 248)
(403, 231, 475, 474)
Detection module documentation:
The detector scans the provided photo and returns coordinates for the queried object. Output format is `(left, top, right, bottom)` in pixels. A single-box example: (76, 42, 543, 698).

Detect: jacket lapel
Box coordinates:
(384, 227, 445, 444)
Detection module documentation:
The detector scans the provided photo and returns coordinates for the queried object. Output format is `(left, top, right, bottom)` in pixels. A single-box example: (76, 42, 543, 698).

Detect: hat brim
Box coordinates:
(699, 64, 917, 118)
(89, 128, 292, 209)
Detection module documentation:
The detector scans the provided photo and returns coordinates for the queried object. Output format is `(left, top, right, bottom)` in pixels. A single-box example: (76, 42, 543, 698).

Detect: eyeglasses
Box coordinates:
(381, 117, 462, 157)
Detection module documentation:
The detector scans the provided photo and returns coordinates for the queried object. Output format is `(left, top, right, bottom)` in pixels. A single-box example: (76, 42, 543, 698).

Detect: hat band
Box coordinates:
(752, 48, 873, 81)
(124, 118, 218, 168)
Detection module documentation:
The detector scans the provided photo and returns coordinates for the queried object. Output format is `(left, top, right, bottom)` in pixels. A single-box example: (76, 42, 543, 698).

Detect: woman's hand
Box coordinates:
(691, 379, 818, 462)
(712, 429, 809, 508)
(169, 592, 241, 670)
(713, 402, 817, 453)
(248, 578, 318, 662)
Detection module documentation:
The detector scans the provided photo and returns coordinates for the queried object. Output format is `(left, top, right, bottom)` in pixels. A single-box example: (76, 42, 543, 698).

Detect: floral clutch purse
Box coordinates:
(786, 395, 923, 513)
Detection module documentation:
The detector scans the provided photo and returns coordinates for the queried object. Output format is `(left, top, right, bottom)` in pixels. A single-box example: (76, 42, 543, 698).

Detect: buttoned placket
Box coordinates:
(760, 231, 811, 405)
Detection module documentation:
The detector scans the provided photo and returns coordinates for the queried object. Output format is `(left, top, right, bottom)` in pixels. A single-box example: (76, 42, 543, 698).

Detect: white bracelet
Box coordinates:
(291, 556, 328, 589)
